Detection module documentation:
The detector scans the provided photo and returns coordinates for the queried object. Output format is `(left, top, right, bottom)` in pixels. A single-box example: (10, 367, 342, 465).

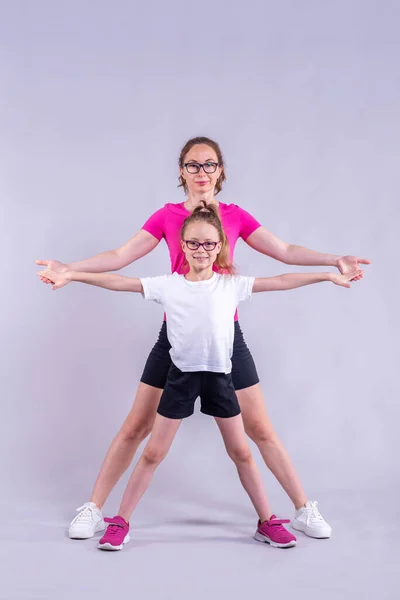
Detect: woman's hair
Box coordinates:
(181, 201, 234, 275)
(178, 136, 226, 195)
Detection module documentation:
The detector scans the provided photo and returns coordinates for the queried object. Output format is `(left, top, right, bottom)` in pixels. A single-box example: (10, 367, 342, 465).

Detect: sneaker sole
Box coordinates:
(254, 531, 296, 548)
(291, 521, 331, 539)
(98, 533, 131, 551)
(69, 520, 106, 540)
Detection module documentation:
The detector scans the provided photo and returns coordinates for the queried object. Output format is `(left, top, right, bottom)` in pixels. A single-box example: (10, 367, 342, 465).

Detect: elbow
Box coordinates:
(277, 243, 292, 265)
(113, 248, 130, 270)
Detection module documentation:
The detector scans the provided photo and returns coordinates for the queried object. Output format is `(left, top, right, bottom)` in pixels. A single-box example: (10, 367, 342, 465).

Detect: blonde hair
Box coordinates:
(181, 201, 235, 275)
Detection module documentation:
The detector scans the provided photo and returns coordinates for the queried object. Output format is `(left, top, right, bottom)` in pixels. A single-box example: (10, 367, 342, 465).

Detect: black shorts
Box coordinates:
(140, 321, 259, 391)
(158, 363, 241, 419)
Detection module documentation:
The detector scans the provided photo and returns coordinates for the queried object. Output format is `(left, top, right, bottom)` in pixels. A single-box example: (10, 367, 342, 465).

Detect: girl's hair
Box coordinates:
(178, 136, 226, 195)
(181, 201, 235, 275)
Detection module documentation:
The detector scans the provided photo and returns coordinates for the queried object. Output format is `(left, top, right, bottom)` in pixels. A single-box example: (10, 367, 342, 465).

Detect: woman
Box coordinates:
(37, 136, 370, 540)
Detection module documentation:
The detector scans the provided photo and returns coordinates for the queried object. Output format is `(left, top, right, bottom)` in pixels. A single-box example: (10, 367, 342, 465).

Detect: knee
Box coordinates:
(244, 420, 277, 446)
(141, 445, 167, 467)
(227, 446, 253, 465)
(120, 417, 154, 443)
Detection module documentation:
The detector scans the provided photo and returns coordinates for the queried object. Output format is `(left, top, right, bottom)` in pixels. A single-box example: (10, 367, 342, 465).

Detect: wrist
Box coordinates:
(66, 270, 77, 282)
(334, 255, 343, 268)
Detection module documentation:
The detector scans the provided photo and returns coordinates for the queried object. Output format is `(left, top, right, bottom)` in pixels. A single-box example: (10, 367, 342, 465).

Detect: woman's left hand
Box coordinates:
(337, 255, 371, 281)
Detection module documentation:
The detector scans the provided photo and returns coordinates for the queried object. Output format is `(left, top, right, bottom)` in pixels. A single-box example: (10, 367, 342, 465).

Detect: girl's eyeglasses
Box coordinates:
(184, 162, 219, 174)
(184, 240, 219, 251)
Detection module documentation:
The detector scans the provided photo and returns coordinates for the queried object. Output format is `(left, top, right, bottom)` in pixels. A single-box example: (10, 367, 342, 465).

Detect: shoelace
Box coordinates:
(306, 501, 324, 521)
(74, 504, 95, 524)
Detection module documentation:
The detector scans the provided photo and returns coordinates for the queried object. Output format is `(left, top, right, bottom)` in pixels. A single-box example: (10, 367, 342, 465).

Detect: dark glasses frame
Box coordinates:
(184, 240, 220, 251)
(184, 162, 219, 174)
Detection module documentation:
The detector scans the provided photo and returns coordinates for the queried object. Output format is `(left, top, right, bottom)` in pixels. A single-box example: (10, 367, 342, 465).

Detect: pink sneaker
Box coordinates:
(98, 516, 130, 551)
(254, 515, 297, 548)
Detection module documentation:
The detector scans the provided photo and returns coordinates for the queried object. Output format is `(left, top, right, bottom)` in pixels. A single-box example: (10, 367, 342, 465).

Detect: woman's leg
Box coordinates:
(90, 382, 163, 509)
(214, 414, 271, 522)
(236, 384, 307, 510)
(118, 414, 181, 522)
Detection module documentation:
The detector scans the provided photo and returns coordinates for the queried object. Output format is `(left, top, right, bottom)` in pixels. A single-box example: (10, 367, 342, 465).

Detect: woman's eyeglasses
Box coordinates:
(184, 240, 219, 251)
(184, 162, 219, 174)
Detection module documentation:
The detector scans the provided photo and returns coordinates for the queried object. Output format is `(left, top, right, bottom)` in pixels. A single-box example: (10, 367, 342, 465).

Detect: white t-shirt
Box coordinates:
(140, 273, 254, 374)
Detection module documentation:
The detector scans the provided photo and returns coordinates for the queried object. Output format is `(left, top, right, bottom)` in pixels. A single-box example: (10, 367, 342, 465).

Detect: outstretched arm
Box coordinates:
(37, 269, 143, 293)
(36, 229, 159, 283)
(246, 227, 371, 280)
(252, 268, 363, 293)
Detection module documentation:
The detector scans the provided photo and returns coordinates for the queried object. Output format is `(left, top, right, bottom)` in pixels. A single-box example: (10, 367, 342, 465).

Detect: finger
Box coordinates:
(358, 258, 371, 265)
(35, 260, 49, 266)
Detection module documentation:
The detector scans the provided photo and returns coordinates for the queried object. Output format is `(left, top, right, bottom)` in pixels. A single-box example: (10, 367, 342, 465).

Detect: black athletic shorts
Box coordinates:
(157, 363, 241, 419)
(140, 321, 259, 391)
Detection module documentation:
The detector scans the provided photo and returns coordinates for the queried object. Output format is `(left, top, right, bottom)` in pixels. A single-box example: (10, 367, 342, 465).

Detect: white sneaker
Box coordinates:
(292, 500, 332, 538)
(68, 502, 105, 539)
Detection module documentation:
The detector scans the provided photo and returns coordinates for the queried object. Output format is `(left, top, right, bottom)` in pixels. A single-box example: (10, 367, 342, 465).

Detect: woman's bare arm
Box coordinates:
(36, 229, 160, 282)
(245, 226, 371, 279)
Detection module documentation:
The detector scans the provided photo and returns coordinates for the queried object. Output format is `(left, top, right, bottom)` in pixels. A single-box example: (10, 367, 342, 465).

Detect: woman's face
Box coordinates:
(181, 222, 222, 272)
(181, 144, 223, 195)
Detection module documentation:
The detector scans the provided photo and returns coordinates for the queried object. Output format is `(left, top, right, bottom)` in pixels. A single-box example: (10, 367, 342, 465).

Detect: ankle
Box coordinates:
(294, 499, 308, 511)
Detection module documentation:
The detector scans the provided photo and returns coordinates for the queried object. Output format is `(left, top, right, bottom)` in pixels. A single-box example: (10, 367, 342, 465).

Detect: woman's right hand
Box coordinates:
(35, 259, 69, 285)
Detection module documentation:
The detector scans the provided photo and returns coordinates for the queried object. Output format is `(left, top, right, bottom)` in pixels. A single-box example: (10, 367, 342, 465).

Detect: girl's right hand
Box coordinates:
(330, 268, 363, 288)
(37, 268, 71, 290)
(35, 260, 69, 285)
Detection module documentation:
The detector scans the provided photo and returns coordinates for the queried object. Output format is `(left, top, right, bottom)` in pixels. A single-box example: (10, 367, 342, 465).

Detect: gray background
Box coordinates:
(1, 0, 398, 598)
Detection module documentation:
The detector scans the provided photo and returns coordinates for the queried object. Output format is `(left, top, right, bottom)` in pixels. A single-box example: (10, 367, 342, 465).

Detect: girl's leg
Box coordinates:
(214, 414, 271, 523)
(90, 383, 163, 509)
(118, 414, 181, 522)
(237, 384, 307, 509)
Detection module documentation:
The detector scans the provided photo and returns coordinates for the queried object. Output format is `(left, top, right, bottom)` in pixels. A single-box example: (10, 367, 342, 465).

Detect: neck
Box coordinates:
(185, 265, 215, 282)
(184, 189, 218, 212)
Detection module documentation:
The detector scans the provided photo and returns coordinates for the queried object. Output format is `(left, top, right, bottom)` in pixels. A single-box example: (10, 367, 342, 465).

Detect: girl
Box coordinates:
(39, 203, 362, 551)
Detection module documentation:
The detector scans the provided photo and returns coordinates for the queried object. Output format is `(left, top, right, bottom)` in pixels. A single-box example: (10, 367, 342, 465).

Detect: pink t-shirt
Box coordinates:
(142, 202, 261, 320)
(142, 202, 261, 273)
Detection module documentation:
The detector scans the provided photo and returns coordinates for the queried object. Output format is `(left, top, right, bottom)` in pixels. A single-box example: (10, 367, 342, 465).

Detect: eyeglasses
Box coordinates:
(184, 162, 219, 174)
(184, 240, 219, 251)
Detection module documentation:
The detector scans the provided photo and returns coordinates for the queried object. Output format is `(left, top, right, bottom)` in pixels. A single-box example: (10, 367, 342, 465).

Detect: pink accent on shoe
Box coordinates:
(98, 516, 130, 551)
(254, 514, 297, 548)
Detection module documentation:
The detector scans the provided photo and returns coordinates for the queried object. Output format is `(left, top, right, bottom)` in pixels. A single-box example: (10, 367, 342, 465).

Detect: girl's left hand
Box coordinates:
(37, 269, 70, 290)
(331, 269, 363, 288)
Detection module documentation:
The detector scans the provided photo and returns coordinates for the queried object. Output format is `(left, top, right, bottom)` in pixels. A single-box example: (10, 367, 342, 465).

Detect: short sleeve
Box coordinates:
(237, 206, 262, 240)
(232, 275, 255, 303)
(141, 206, 166, 241)
(140, 275, 169, 304)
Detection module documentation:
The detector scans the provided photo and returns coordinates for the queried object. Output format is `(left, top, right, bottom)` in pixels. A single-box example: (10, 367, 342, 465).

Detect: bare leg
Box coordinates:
(237, 384, 307, 510)
(90, 383, 163, 509)
(118, 414, 181, 522)
(215, 414, 271, 522)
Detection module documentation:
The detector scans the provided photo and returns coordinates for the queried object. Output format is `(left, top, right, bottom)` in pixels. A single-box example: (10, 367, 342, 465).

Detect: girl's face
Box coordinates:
(181, 222, 222, 272)
(181, 144, 222, 195)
